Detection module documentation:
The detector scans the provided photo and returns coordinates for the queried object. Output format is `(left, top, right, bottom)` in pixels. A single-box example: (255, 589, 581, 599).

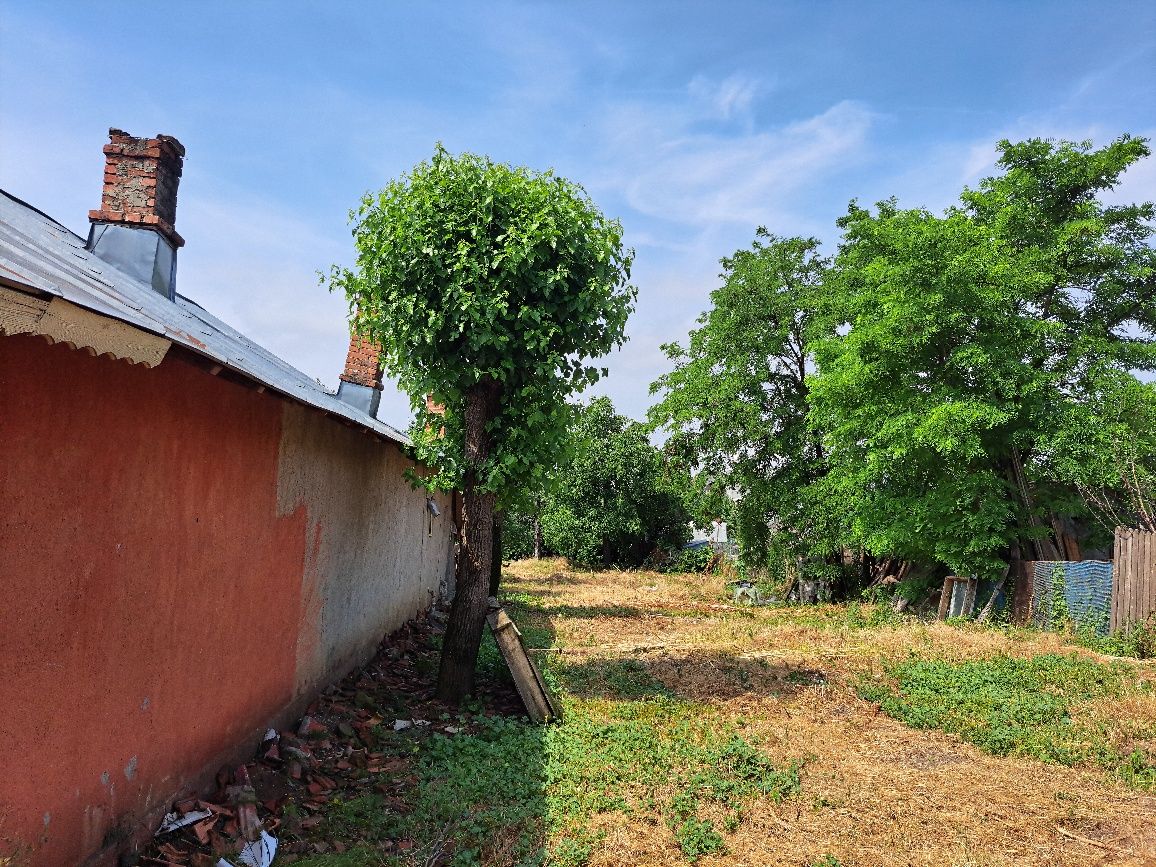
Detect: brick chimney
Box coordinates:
(335, 334, 384, 416)
(86, 128, 185, 300)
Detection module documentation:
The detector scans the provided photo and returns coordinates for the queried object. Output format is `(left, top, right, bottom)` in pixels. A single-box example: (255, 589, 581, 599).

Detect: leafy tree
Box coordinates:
(328, 146, 634, 701)
(808, 202, 1052, 578)
(648, 231, 831, 577)
(809, 136, 1155, 579)
(1038, 372, 1156, 534)
(536, 397, 691, 566)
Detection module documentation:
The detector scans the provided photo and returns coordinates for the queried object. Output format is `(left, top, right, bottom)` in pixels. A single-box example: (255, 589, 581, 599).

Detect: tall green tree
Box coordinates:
(810, 136, 1155, 578)
(649, 231, 831, 575)
(536, 397, 691, 566)
(328, 146, 635, 702)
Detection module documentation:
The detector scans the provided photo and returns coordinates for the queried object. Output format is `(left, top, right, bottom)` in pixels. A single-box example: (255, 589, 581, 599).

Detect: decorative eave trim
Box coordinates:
(0, 284, 170, 367)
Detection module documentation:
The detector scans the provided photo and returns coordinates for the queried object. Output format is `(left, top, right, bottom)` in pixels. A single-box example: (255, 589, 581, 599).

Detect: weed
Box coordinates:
(559, 658, 671, 700)
(545, 698, 803, 862)
(1075, 616, 1156, 659)
(317, 794, 404, 843)
(858, 653, 1156, 785)
(669, 816, 725, 861)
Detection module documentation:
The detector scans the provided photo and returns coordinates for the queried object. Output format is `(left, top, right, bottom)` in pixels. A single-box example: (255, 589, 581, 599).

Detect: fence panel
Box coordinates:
(1030, 561, 1113, 634)
(1112, 527, 1156, 632)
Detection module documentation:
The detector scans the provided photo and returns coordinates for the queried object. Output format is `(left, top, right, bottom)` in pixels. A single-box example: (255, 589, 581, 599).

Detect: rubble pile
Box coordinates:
(139, 615, 522, 864)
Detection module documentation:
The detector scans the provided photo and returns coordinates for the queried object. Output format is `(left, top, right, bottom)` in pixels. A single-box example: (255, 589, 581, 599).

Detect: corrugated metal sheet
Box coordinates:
(1031, 560, 1113, 635)
(0, 189, 409, 446)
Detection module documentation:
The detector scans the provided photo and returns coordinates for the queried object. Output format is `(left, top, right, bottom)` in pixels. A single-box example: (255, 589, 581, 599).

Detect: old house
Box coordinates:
(0, 129, 453, 865)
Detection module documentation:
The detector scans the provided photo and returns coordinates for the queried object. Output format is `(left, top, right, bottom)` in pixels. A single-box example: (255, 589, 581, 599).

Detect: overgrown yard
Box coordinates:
(169, 560, 1156, 867)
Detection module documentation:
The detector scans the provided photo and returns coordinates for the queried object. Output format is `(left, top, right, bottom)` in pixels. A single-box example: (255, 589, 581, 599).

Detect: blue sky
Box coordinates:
(2, 1, 1154, 426)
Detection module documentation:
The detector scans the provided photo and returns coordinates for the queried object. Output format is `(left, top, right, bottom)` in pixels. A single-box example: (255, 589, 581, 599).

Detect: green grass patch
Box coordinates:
(300, 696, 804, 866)
(558, 657, 672, 700)
(545, 697, 803, 863)
(1073, 617, 1156, 659)
(858, 653, 1156, 786)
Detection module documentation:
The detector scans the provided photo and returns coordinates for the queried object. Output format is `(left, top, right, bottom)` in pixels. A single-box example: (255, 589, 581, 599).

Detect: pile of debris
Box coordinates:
(139, 615, 523, 864)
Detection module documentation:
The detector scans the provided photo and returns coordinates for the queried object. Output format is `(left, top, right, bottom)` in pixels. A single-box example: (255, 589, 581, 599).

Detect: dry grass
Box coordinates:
(503, 558, 1156, 867)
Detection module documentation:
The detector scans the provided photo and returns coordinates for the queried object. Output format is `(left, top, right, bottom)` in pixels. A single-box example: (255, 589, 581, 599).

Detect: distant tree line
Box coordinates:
(502, 396, 705, 567)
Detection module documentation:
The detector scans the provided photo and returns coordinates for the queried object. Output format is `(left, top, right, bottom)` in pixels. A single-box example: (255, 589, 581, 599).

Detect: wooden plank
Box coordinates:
(1123, 528, 1132, 629)
(937, 576, 955, 620)
(1149, 529, 1156, 625)
(1121, 528, 1129, 630)
(1013, 560, 1034, 626)
(1114, 528, 1123, 632)
(1133, 530, 1143, 626)
(1111, 531, 1121, 632)
(1121, 529, 1132, 630)
(1127, 530, 1137, 629)
(486, 603, 561, 724)
(962, 577, 978, 617)
(1144, 530, 1153, 625)
(1136, 530, 1145, 627)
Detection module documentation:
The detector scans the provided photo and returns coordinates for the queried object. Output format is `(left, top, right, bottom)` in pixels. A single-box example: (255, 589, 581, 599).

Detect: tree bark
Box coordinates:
(490, 510, 504, 597)
(533, 497, 543, 559)
(436, 380, 501, 704)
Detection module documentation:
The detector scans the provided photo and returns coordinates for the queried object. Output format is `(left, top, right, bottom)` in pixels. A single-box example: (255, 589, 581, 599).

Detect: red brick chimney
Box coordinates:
(335, 335, 384, 416)
(86, 128, 186, 299)
(89, 128, 185, 247)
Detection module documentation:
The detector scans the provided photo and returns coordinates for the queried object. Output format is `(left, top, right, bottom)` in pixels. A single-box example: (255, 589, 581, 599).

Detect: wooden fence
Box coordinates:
(1112, 527, 1156, 632)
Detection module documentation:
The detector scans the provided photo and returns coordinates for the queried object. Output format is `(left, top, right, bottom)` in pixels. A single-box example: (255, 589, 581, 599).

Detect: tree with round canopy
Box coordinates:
(327, 146, 635, 702)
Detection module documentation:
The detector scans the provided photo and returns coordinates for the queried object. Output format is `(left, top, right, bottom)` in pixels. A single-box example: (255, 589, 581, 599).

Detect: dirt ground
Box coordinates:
(503, 558, 1156, 867)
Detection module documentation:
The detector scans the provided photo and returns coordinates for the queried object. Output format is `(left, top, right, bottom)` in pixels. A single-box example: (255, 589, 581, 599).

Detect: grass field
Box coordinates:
(292, 559, 1156, 867)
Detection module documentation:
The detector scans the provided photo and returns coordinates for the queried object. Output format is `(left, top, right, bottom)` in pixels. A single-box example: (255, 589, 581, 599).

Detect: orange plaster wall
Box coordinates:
(0, 335, 308, 864)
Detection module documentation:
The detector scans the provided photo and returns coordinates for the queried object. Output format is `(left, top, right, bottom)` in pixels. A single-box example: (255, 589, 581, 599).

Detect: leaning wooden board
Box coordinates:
(487, 602, 562, 724)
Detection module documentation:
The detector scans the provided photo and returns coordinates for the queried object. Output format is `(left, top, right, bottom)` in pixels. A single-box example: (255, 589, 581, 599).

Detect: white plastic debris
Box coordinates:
(263, 728, 278, 742)
(156, 808, 213, 834)
(217, 830, 278, 867)
(393, 719, 413, 731)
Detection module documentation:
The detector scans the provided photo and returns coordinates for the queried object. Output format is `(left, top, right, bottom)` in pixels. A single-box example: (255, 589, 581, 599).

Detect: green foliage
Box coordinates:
(660, 543, 715, 574)
(649, 231, 833, 574)
(503, 508, 539, 560)
(411, 716, 548, 864)
(532, 397, 691, 566)
(1076, 617, 1156, 659)
(809, 136, 1155, 578)
(545, 696, 803, 863)
(1038, 373, 1156, 534)
(858, 653, 1156, 784)
(328, 145, 636, 502)
(307, 687, 804, 866)
(558, 657, 672, 700)
(809, 201, 1052, 578)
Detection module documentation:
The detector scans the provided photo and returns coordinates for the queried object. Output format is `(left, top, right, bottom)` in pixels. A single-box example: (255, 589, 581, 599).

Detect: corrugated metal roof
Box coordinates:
(0, 189, 409, 446)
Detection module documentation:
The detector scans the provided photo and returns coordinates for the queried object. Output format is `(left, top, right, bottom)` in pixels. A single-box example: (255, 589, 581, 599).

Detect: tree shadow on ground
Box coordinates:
(558, 650, 829, 703)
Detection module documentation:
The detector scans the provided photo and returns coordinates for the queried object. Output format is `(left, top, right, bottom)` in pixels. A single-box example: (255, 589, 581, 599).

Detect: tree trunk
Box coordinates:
(533, 498, 543, 559)
(436, 380, 500, 704)
(1007, 449, 1063, 561)
(490, 510, 504, 597)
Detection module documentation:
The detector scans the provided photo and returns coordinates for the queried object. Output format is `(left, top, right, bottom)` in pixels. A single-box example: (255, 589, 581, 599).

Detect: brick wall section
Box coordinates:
(340, 334, 383, 389)
(88, 128, 186, 248)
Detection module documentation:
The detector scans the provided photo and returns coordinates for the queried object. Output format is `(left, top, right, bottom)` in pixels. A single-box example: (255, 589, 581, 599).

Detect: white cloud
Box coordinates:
(688, 73, 762, 122)
(600, 98, 875, 229)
